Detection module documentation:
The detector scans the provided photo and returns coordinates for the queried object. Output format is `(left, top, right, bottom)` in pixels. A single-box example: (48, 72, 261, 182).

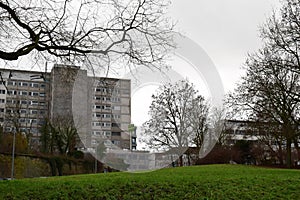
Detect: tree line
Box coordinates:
(0, 0, 299, 169)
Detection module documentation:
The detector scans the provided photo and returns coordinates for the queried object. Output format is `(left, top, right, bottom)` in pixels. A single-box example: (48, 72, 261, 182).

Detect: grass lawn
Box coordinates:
(0, 164, 300, 199)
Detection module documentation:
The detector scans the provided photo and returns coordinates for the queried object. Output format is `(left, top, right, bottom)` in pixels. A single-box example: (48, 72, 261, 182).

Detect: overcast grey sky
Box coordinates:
(168, 0, 280, 91)
(132, 0, 282, 128)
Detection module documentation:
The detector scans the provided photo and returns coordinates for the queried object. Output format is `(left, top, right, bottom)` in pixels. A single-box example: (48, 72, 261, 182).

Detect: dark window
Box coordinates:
(112, 132, 121, 136)
(112, 123, 120, 127)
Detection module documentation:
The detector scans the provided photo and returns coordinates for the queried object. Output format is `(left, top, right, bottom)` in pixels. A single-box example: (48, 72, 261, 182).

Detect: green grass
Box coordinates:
(1, 164, 300, 199)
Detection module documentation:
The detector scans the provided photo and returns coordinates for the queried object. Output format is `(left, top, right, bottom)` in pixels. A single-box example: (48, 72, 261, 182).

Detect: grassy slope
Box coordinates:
(0, 165, 300, 199)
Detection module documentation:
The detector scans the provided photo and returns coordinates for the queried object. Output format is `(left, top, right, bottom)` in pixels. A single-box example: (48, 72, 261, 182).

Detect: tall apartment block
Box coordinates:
(0, 65, 136, 151)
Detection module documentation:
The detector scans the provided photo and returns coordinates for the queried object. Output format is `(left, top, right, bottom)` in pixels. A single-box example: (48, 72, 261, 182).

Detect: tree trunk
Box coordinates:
(294, 140, 300, 164)
(278, 143, 284, 165)
(286, 138, 292, 168)
(179, 155, 183, 166)
(187, 153, 191, 166)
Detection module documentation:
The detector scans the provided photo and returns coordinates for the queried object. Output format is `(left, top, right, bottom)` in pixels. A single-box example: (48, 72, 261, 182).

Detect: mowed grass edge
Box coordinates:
(0, 164, 300, 199)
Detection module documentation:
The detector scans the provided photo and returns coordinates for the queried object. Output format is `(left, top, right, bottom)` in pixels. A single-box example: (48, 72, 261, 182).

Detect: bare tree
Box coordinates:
(189, 96, 209, 149)
(260, 0, 300, 74)
(209, 107, 227, 146)
(142, 80, 210, 166)
(0, 0, 175, 70)
(40, 115, 78, 155)
(227, 0, 300, 168)
(228, 49, 300, 168)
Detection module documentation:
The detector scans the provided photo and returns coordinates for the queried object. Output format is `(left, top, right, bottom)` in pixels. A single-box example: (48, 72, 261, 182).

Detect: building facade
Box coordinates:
(0, 65, 135, 151)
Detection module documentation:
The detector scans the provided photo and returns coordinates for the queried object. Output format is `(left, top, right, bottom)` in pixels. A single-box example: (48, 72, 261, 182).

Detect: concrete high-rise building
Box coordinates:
(0, 65, 135, 151)
(0, 69, 50, 148)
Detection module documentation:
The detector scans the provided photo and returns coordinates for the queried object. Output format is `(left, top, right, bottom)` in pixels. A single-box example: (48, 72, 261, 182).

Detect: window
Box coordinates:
(40, 93, 45, 97)
(94, 96, 101, 100)
(113, 106, 121, 110)
(94, 105, 101, 109)
(132, 138, 137, 145)
(112, 140, 120, 145)
(31, 110, 38, 114)
(112, 123, 120, 127)
(40, 110, 46, 115)
(20, 100, 27, 104)
(18, 82, 28, 87)
(8, 81, 15, 86)
(112, 97, 120, 102)
(0, 108, 4, 113)
(40, 84, 46, 88)
(113, 114, 120, 119)
(40, 102, 46, 106)
(104, 131, 111, 136)
(31, 101, 38, 105)
(94, 105, 111, 110)
(31, 128, 38, 134)
(20, 109, 27, 114)
(38, 120, 45, 125)
(113, 89, 119, 94)
(31, 83, 39, 88)
(94, 113, 111, 118)
(19, 118, 26, 123)
(95, 88, 107, 93)
(104, 122, 111, 127)
(19, 91, 28, 96)
(0, 99, 5, 103)
(93, 122, 111, 127)
(92, 122, 100, 126)
(0, 81, 5, 85)
(7, 90, 16, 95)
(93, 131, 101, 135)
(32, 92, 39, 96)
(20, 128, 27, 133)
(31, 119, 38, 124)
(112, 132, 121, 136)
(91, 139, 98, 145)
(0, 90, 5, 94)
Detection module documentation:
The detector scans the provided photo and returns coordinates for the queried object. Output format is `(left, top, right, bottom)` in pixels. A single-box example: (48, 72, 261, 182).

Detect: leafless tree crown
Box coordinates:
(0, 0, 175, 69)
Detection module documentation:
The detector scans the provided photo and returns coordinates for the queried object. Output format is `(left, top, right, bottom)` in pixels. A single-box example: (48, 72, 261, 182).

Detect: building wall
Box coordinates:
(0, 69, 50, 148)
(0, 66, 133, 151)
(88, 77, 131, 150)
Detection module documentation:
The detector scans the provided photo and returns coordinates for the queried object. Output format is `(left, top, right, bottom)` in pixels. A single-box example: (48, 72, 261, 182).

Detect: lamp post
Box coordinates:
(6, 71, 16, 179)
(95, 144, 98, 173)
(11, 129, 16, 179)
